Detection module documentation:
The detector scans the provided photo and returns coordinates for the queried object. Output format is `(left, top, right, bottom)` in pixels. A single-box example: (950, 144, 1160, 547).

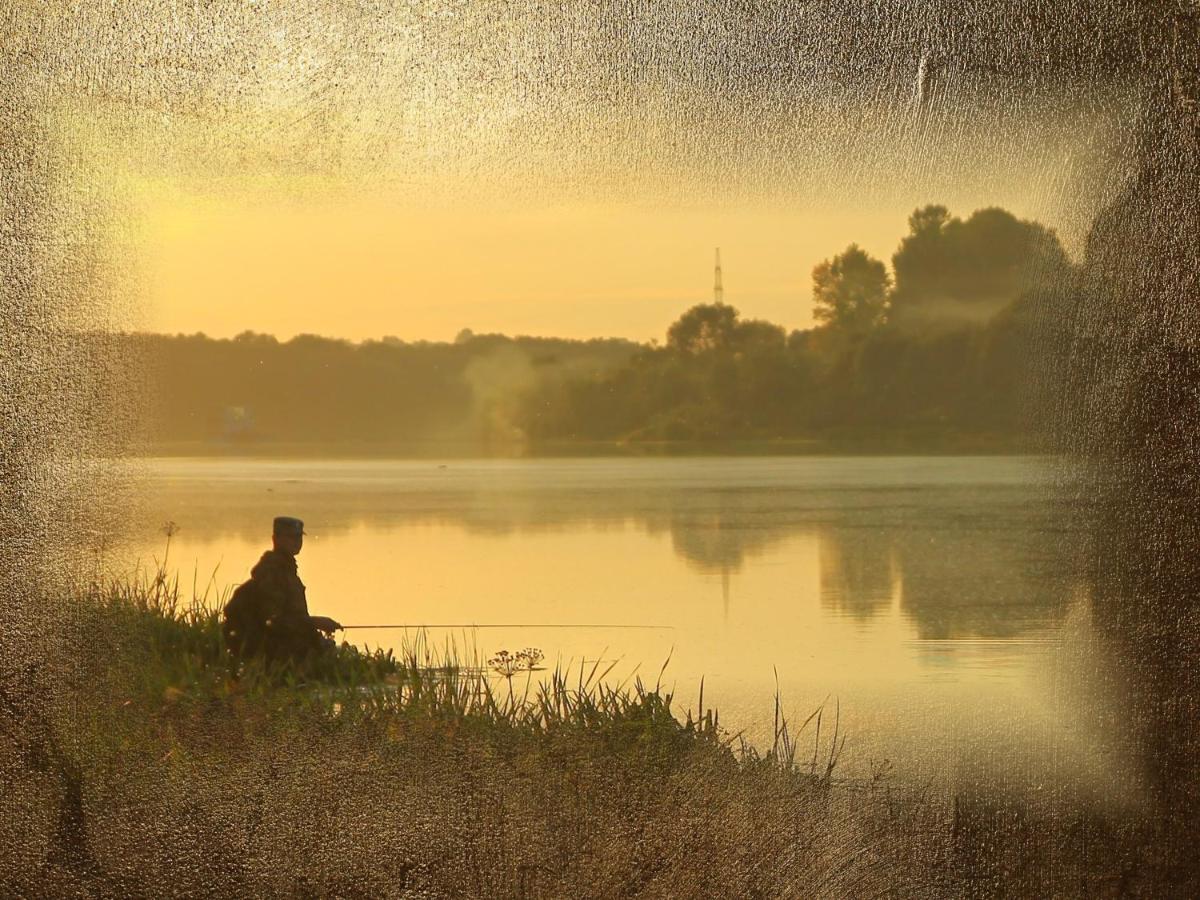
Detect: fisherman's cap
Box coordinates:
(273, 516, 306, 536)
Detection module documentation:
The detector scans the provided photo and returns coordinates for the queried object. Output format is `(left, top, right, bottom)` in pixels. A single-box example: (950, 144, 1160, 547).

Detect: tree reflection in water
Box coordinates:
(122, 457, 1081, 643)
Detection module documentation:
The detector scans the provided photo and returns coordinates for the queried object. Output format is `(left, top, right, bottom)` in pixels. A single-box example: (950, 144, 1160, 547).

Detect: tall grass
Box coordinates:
(17, 534, 1153, 895)
(77, 535, 843, 782)
(12, 536, 966, 898)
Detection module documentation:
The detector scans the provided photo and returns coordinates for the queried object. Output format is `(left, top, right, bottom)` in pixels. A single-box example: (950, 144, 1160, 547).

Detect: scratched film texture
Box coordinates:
(2, 1, 1198, 896)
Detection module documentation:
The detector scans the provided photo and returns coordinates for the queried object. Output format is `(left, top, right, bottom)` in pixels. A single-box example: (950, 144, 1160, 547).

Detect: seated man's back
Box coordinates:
(222, 516, 338, 666)
(248, 546, 324, 663)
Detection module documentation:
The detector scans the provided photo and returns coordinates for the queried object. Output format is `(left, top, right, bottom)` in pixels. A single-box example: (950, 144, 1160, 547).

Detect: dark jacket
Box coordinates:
(223, 550, 322, 663)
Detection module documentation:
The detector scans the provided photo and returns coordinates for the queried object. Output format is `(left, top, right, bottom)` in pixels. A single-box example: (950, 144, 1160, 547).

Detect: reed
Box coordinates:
(18, 538, 929, 898)
(77, 543, 843, 784)
(14, 540, 1155, 896)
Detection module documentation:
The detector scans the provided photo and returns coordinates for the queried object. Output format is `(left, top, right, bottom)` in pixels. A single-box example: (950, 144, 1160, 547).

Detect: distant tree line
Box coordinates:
(120, 204, 1072, 453)
(125, 331, 638, 450)
(517, 205, 1074, 450)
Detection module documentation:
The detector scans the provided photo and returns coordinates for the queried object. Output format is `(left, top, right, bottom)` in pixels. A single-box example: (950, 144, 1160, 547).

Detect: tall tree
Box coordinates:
(889, 205, 1072, 330)
(666, 303, 740, 354)
(811, 244, 891, 334)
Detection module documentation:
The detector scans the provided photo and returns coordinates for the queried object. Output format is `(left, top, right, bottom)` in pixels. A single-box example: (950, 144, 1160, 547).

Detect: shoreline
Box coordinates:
(126, 435, 1049, 460)
(7, 566, 1153, 895)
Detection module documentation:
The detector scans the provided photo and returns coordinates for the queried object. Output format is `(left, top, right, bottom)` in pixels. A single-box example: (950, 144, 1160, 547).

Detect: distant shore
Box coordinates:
(136, 433, 1044, 459)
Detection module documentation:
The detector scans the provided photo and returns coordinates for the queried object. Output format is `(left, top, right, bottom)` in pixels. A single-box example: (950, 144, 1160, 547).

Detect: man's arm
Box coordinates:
(309, 615, 342, 633)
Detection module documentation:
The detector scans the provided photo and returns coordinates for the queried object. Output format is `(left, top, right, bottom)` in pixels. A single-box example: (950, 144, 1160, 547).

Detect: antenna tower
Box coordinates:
(713, 247, 724, 304)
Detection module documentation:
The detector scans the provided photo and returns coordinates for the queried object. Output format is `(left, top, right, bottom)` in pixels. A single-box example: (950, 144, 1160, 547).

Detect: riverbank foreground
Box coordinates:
(0, 565, 1168, 897)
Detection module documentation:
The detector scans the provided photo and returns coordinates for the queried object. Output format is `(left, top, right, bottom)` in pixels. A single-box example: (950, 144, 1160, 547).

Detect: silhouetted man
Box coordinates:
(222, 516, 342, 665)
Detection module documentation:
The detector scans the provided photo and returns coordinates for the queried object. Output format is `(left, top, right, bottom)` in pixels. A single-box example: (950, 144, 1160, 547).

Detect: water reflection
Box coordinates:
(818, 528, 895, 622)
(108, 456, 1117, 789)
(118, 457, 1081, 644)
(894, 526, 1075, 640)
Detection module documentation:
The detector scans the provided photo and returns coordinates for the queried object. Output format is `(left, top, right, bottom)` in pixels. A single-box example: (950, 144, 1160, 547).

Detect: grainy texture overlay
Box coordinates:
(2, 2, 1198, 896)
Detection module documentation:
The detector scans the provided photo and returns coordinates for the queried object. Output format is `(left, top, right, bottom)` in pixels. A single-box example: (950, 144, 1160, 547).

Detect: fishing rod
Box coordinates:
(340, 623, 674, 630)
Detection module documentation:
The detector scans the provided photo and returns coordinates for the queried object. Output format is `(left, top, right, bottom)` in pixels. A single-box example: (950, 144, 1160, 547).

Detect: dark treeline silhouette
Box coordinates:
(123, 203, 1071, 453)
(128, 331, 638, 450)
(521, 204, 1071, 450)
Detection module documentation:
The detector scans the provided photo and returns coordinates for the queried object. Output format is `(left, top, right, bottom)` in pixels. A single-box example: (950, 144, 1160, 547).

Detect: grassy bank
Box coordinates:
(2, 564, 1166, 897)
(2, 564, 955, 897)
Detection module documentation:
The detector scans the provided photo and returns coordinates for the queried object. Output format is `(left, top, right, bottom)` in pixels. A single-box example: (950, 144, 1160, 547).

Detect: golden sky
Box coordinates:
(44, 2, 1120, 344)
(142, 194, 919, 341)
(137, 186, 1084, 343)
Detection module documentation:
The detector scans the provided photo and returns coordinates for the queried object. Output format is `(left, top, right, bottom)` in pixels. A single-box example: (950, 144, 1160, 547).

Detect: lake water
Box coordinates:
(116, 456, 1134, 795)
